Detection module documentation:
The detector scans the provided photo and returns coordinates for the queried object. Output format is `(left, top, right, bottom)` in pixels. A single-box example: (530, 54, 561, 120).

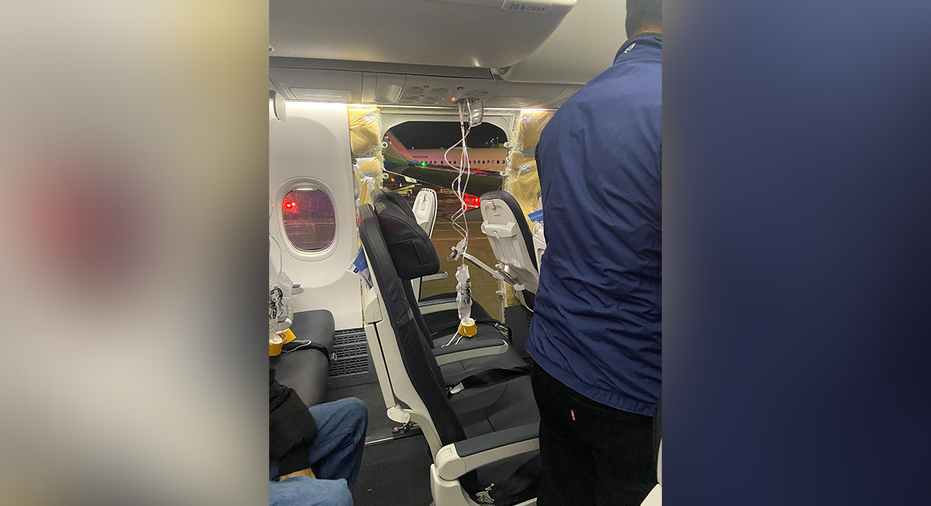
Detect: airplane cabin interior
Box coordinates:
(268, 2, 661, 505)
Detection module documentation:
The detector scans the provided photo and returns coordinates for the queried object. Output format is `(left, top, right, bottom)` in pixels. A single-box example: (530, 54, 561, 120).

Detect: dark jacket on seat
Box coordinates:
(269, 365, 318, 477)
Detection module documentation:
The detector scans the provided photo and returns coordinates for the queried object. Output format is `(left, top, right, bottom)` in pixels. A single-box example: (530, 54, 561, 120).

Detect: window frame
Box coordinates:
(275, 177, 340, 261)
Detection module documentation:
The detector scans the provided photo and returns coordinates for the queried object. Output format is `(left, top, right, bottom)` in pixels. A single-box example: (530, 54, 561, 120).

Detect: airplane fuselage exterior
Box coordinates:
(383, 131, 507, 172)
(401, 147, 508, 170)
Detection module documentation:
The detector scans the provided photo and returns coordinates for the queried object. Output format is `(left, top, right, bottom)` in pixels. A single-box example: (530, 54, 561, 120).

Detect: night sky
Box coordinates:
(389, 121, 506, 149)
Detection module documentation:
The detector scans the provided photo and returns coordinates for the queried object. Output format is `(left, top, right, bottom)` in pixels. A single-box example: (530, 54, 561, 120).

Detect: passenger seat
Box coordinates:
(367, 192, 529, 390)
(270, 309, 335, 407)
(372, 189, 497, 339)
(478, 190, 540, 311)
(358, 202, 541, 506)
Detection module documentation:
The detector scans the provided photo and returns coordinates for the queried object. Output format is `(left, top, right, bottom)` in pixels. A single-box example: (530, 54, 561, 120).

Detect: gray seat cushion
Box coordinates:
(434, 323, 528, 387)
(452, 375, 541, 501)
(269, 309, 334, 407)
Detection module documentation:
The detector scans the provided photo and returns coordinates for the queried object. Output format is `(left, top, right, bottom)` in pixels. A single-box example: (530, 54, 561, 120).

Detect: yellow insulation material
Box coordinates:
(514, 110, 555, 154)
(353, 158, 383, 207)
(499, 110, 555, 307)
(348, 106, 384, 207)
(348, 108, 381, 156)
(503, 110, 554, 225)
(504, 163, 542, 226)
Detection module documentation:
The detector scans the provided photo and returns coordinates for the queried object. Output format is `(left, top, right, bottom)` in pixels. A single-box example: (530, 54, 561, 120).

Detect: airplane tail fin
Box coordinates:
(384, 131, 416, 163)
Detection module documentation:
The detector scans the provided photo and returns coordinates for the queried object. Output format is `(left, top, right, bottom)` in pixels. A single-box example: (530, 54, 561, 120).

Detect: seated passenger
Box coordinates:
(269, 366, 367, 506)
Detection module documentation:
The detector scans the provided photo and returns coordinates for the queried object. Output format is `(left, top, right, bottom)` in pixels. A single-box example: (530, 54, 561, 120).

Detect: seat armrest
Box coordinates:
(432, 338, 509, 366)
(421, 271, 448, 282)
(462, 252, 504, 281)
(435, 423, 540, 481)
(463, 252, 522, 287)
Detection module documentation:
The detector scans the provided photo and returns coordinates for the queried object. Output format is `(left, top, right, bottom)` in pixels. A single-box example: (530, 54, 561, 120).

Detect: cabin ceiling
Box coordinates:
(270, 0, 629, 108)
(270, 0, 576, 69)
(498, 0, 628, 84)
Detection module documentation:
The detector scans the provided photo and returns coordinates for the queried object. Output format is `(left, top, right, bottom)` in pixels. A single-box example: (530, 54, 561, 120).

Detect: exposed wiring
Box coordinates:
(281, 340, 315, 353)
(443, 100, 477, 325)
(443, 102, 475, 263)
(441, 332, 464, 348)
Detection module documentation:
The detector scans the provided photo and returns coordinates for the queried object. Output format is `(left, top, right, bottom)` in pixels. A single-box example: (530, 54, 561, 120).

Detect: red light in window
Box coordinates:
(283, 198, 299, 214)
(464, 194, 480, 209)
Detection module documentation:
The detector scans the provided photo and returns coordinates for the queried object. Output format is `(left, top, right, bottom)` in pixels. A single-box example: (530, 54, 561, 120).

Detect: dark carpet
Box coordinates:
(326, 382, 403, 443)
(327, 381, 434, 504)
(352, 435, 435, 506)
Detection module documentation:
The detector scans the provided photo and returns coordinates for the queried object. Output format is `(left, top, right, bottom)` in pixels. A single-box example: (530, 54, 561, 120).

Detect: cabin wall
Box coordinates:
(269, 101, 364, 330)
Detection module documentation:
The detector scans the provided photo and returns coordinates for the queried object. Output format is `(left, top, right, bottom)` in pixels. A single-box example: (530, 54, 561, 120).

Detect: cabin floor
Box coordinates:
(325, 382, 434, 506)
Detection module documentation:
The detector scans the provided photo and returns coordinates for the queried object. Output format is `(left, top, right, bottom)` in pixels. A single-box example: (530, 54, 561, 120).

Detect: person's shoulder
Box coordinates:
(604, 56, 662, 89)
(568, 63, 659, 111)
(545, 58, 659, 131)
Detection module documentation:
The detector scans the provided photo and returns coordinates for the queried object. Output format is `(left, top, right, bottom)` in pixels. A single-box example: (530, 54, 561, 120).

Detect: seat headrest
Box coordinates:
(480, 190, 538, 270)
(373, 192, 440, 280)
(372, 188, 416, 220)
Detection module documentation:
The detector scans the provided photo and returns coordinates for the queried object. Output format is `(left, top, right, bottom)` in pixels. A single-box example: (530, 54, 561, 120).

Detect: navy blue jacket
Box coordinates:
(527, 34, 662, 416)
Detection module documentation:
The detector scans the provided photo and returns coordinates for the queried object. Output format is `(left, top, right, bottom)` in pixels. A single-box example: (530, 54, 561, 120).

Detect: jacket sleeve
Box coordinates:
(269, 365, 318, 476)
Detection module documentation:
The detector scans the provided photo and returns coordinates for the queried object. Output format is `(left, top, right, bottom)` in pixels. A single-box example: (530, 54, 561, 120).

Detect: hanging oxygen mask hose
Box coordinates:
(269, 198, 295, 356)
(444, 98, 483, 344)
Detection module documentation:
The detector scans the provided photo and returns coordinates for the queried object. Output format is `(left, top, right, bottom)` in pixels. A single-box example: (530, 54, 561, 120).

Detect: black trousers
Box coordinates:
(531, 363, 657, 506)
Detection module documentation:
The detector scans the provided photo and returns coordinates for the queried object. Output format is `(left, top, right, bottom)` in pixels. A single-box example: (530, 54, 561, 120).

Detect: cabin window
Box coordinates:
(281, 187, 336, 252)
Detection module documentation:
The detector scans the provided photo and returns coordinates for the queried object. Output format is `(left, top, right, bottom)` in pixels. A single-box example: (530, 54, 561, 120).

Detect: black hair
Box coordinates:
(626, 0, 662, 38)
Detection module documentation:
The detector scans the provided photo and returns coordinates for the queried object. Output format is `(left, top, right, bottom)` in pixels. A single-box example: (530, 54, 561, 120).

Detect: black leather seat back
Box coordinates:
(377, 188, 417, 220)
(371, 188, 440, 348)
(358, 203, 469, 448)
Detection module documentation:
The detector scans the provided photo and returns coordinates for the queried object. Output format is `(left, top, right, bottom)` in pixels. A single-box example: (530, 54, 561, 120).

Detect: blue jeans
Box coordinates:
(270, 397, 368, 506)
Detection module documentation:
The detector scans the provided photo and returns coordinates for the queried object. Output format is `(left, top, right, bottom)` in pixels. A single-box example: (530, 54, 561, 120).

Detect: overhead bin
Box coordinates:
(496, 0, 629, 84)
(270, 0, 577, 69)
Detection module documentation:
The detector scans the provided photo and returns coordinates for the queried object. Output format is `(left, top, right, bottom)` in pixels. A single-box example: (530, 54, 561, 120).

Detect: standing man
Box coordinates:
(527, 1, 662, 505)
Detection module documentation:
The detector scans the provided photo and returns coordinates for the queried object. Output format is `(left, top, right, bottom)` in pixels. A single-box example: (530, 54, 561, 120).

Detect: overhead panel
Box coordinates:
(374, 74, 406, 104)
(498, 0, 629, 84)
(270, 60, 583, 108)
(269, 68, 364, 103)
(398, 76, 497, 107)
(270, 0, 577, 69)
(486, 81, 568, 108)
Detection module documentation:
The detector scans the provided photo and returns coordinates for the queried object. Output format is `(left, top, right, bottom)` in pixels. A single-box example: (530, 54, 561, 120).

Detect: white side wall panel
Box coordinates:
(269, 101, 363, 330)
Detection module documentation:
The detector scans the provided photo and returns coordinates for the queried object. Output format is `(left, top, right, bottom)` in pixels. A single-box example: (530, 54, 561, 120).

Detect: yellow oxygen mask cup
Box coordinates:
(457, 317, 478, 337)
(269, 328, 296, 357)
